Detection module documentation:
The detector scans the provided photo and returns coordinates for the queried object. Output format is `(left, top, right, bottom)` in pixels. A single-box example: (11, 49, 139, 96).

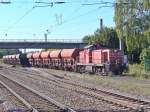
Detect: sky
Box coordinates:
(0, 0, 115, 41)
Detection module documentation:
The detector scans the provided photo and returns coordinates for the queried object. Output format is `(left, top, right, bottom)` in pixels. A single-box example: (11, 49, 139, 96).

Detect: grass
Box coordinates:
(79, 75, 150, 97)
(56, 64, 150, 97)
(0, 59, 3, 64)
(128, 64, 150, 79)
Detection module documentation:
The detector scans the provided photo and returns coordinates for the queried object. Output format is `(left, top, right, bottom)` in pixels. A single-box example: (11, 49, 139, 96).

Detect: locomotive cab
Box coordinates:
(77, 44, 106, 73)
(77, 43, 125, 75)
(101, 49, 124, 75)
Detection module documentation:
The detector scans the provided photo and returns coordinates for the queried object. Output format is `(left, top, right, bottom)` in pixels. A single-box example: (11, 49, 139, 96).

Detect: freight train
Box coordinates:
(2, 44, 128, 75)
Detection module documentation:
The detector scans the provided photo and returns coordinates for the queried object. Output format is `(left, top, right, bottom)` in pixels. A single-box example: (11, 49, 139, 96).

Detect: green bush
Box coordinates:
(140, 47, 150, 65)
(128, 64, 150, 79)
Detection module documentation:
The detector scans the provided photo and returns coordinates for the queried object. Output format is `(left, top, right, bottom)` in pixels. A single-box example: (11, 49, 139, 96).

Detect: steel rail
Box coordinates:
(0, 72, 76, 112)
(3, 68, 140, 110)
(4, 67, 150, 111)
(0, 81, 38, 112)
(41, 69, 150, 111)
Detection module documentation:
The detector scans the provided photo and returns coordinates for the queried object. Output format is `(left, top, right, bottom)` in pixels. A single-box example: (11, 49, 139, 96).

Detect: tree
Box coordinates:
(82, 27, 119, 49)
(82, 35, 95, 44)
(0, 49, 20, 58)
(114, 0, 150, 63)
(140, 47, 150, 65)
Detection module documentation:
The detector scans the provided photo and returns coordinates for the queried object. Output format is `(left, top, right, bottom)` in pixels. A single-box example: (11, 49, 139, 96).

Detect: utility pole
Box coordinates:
(44, 33, 47, 42)
(119, 39, 124, 51)
(44, 33, 48, 50)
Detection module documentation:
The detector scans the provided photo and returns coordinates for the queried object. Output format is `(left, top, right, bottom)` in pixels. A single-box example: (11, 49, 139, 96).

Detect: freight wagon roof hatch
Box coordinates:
(61, 49, 79, 58)
(50, 50, 61, 58)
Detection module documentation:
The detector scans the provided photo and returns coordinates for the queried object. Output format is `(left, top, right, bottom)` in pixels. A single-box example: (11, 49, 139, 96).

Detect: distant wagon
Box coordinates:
(50, 50, 62, 69)
(32, 52, 42, 67)
(40, 51, 51, 68)
(61, 48, 81, 71)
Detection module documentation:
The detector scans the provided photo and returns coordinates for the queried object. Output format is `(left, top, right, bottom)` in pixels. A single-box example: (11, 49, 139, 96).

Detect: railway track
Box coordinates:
(43, 69, 150, 111)
(0, 71, 76, 112)
(2, 67, 150, 111)
(0, 82, 30, 112)
(0, 80, 34, 112)
(1, 67, 124, 111)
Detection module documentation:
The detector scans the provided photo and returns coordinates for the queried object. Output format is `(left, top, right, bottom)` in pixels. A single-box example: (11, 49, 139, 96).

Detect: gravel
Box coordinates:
(0, 82, 28, 112)
(0, 67, 130, 112)
(37, 68, 150, 101)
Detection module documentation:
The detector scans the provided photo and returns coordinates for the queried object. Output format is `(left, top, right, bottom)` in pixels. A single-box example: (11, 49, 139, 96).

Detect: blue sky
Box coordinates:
(0, 0, 115, 40)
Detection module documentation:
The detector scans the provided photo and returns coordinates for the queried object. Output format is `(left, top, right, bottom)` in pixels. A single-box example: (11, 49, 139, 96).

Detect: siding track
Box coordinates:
(43, 69, 150, 111)
(0, 71, 76, 112)
(2, 67, 150, 112)
(0, 82, 30, 112)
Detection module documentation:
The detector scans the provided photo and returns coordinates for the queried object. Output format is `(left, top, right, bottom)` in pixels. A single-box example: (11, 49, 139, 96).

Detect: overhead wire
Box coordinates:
(3, 4, 112, 37)
(4, 7, 35, 34)
(1, 1, 83, 36)
(50, 7, 99, 28)
(49, 18, 104, 37)
(0, 1, 137, 6)
(0, 30, 43, 35)
(46, 5, 111, 33)
(4, 1, 109, 4)
(50, 18, 100, 37)
(63, 10, 116, 35)
(43, 0, 115, 28)
(1, 0, 116, 38)
(53, 3, 83, 27)
(44, 2, 114, 38)
(40, 2, 84, 33)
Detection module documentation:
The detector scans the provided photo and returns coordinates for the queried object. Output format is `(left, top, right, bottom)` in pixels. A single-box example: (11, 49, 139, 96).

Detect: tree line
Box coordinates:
(83, 0, 150, 64)
(0, 49, 20, 58)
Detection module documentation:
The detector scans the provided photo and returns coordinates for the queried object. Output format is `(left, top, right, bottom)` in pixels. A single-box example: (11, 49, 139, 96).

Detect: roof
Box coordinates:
(84, 44, 93, 49)
(84, 44, 107, 49)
